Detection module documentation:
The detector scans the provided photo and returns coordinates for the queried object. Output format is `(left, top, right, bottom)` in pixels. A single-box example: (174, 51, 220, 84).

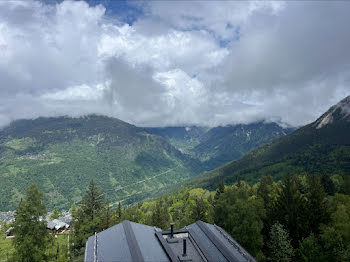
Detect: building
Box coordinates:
(84, 220, 256, 262)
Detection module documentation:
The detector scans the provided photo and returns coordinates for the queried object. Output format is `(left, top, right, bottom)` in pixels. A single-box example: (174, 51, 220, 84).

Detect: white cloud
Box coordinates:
(0, 0, 349, 128)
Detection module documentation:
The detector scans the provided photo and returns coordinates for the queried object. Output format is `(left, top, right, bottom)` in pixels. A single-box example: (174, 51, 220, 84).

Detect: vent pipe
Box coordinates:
(170, 223, 174, 238)
(183, 239, 187, 257)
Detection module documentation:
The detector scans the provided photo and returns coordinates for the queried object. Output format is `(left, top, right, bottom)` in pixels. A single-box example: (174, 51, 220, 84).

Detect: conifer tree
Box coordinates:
(275, 174, 306, 246)
(151, 199, 169, 229)
(267, 222, 294, 262)
(321, 173, 335, 195)
(305, 175, 330, 235)
(50, 206, 61, 220)
(214, 180, 225, 202)
(71, 180, 106, 255)
(13, 184, 50, 262)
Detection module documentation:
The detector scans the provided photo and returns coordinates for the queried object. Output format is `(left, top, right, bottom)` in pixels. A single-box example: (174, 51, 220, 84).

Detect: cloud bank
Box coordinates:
(0, 0, 349, 127)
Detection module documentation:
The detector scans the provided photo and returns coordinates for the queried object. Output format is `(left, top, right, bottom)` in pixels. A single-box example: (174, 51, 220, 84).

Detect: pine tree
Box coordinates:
(275, 174, 306, 246)
(50, 206, 61, 220)
(151, 199, 169, 229)
(214, 180, 225, 202)
(321, 173, 336, 195)
(267, 222, 294, 262)
(80, 180, 105, 220)
(305, 175, 330, 235)
(13, 184, 51, 262)
(71, 180, 106, 255)
(70, 203, 77, 218)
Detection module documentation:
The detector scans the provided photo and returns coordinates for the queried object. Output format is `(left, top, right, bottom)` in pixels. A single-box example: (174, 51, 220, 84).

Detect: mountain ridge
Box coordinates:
(188, 95, 350, 189)
(0, 115, 202, 211)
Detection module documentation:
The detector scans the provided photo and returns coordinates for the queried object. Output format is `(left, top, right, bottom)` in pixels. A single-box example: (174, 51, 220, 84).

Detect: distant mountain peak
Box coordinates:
(314, 95, 350, 129)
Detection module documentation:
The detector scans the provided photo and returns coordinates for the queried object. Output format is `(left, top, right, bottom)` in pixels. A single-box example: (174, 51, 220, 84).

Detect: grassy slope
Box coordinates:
(0, 233, 69, 262)
(189, 118, 350, 190)
(0, 116, 201, 211)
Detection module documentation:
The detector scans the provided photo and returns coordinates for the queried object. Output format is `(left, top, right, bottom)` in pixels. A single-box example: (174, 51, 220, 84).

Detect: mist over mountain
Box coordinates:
(190, 96, 350, 189)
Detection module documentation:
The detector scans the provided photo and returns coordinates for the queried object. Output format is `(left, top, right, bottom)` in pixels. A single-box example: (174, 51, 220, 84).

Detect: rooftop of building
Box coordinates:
(84, 220, 256, 262)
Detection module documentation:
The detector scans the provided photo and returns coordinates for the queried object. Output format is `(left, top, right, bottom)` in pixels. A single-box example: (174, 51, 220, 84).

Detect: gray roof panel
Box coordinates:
(186, 222, 227, 262)
(97, 222, 132, 262)
(130, 222, 170, 262)
(84, 236, 95, 262)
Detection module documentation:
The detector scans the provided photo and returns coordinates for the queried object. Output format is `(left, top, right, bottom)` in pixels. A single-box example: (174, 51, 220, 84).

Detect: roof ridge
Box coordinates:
(213, 224, 256, 262)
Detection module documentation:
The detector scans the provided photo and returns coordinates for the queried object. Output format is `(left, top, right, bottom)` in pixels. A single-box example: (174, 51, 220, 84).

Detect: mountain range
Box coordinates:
(0, 116, 290, 211)
(146, 123, 293, 170)
(1, 95, 349, 211)
(190, 95, 350, 189)
(0, 116, 201, 211)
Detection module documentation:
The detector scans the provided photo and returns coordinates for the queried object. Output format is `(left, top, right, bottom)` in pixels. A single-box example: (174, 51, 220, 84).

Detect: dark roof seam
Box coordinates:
(122, 220, 145, 262)
(214, 224, 256, 262)
(196, 221, 240, 262)
(186, 228, 213, 262)
(155, 231, 180, 262)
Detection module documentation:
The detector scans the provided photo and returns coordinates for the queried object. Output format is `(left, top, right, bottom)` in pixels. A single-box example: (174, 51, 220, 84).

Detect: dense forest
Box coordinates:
(117, 173, 350, 261)
(3, 172, 348, 261)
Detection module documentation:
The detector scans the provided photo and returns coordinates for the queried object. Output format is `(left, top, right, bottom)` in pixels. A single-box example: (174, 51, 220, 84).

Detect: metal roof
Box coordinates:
(84, 220, 256, 262)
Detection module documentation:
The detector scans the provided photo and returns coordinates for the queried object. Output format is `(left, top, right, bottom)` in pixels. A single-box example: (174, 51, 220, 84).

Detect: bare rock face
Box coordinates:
(314, 95, 350, 129)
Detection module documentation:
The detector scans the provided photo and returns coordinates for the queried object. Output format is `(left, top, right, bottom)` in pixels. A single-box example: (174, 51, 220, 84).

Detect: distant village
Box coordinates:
(0, 210, 72, 237)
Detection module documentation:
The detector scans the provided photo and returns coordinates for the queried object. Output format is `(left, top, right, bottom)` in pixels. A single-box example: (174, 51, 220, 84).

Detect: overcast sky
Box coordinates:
(0, 0, 349, 128)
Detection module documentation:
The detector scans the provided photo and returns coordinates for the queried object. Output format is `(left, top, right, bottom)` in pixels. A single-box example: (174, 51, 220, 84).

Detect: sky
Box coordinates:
(0, 0, 349, 128)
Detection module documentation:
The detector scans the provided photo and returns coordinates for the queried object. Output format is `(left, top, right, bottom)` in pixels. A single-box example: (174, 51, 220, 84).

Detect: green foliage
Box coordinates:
(151, 199, 170, 230)
(13, 184, 51, 262)
(189, 114, 350, 189)
(0, 115, 201, 211)
(2, 173, 350, 261)
(267, 222, 294, 262)
(274, 174, 307, 246)
(50, 206, 61, 220)
(320, 193, 350, 261)
(71, 180, 108, 255)
(304, 175, 330, 235)
(297, 233, 326, 262)
(214, 183, 265, 256)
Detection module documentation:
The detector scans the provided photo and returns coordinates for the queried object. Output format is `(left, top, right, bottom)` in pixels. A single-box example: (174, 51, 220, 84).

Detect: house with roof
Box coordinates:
(84, 220, 256, 262)
(46, 211, 72, 233)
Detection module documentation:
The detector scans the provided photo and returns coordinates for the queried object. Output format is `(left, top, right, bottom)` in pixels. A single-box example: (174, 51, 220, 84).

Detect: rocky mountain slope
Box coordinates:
(189, 95, 350, 189)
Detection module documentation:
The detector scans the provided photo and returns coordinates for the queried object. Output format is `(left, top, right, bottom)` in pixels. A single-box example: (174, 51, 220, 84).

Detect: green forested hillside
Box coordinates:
(192, 122, 293, 170)
(190, 97, 350, 189)
(71, 173, 350, 261)
(146, 122, 292, 171)
(0, 115, 201, 211)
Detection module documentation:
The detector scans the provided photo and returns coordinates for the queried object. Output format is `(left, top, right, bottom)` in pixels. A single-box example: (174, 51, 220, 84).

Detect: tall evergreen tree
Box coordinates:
(13, 184, 50, 262)
(151, 199, 169, 229)
(267, 222, 294, 262)
(321, 173, 336, 195)
(80, 180, 105, 220)
(214, 180, 225, 202)
(50, 206, 61, 220)
(275, 174, 306, 246)
(71, 180, 106, 255)
(305, 175, 330, 235)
